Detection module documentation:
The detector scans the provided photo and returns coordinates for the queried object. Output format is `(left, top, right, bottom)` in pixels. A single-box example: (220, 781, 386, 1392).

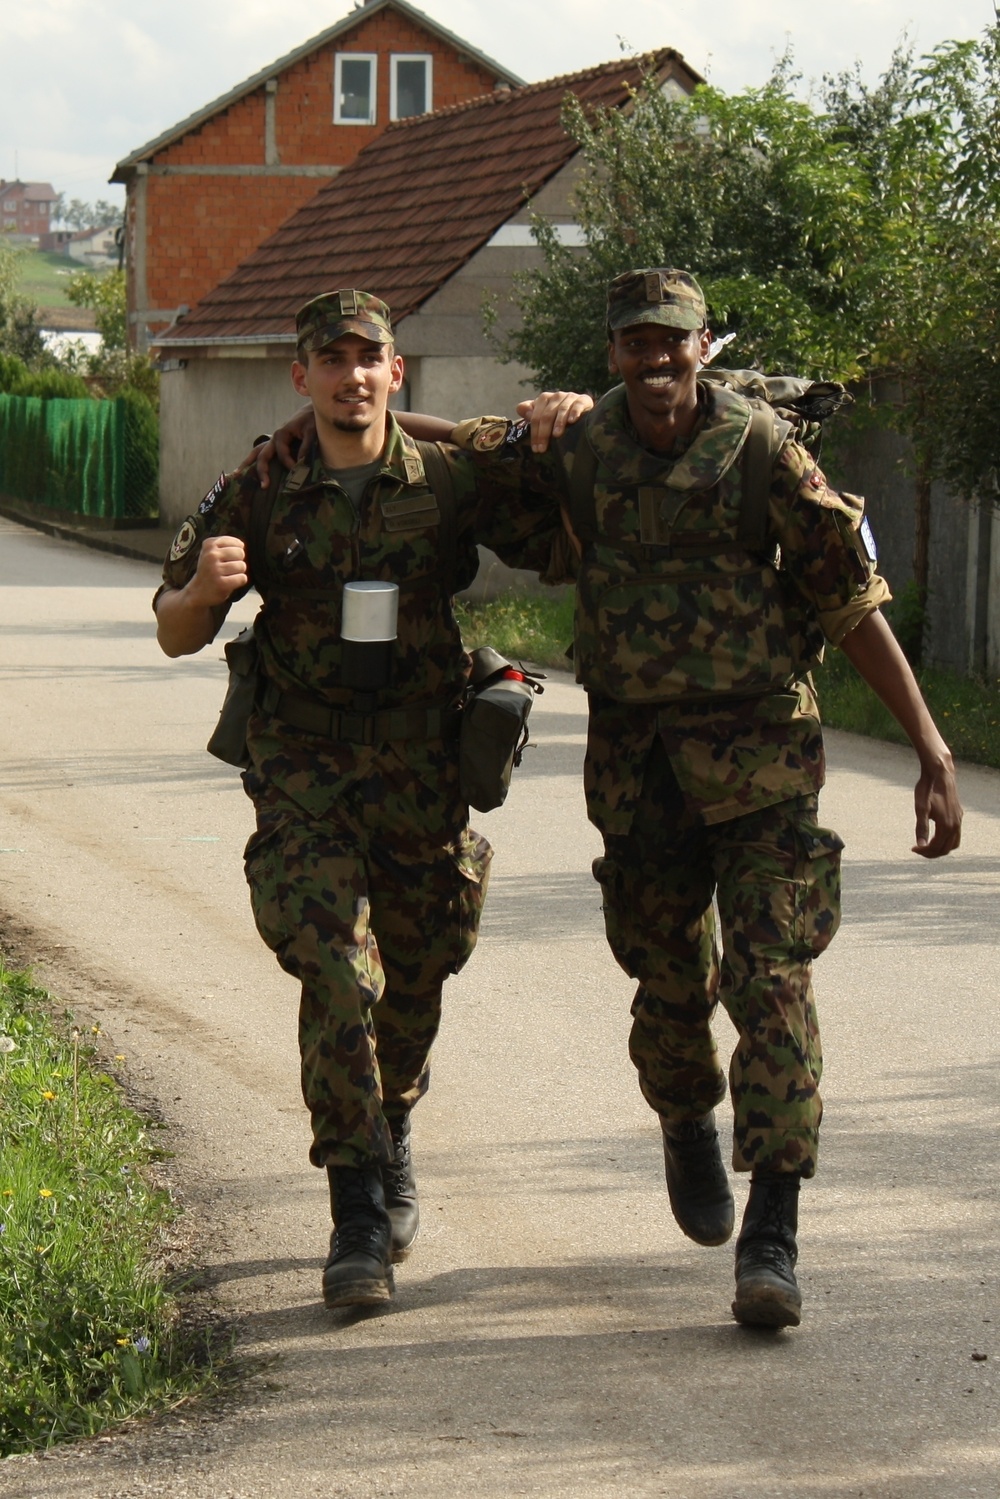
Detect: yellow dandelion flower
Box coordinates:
(91, 1025, 101, 1036)
(41, 1090, 56, 1101)
(115, 1054, 126, 1062)
(38, 1189, 53, 1199)
(2, 1189, 13, 1197)
(116, 1337, 130, 1347)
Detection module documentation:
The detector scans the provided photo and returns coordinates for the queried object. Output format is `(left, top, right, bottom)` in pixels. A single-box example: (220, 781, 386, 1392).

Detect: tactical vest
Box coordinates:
(563, 382, 826, 705)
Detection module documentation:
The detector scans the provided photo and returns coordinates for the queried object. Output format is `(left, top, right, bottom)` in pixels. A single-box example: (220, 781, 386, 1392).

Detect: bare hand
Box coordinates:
(912, 755, 963, 858)
(516, 391, 594, 453)
(253, 406, 317, 487)
(188, 536, 249, 606)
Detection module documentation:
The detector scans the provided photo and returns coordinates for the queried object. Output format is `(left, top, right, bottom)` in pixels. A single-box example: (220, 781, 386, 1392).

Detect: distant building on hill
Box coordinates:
(1, 181, 58, 240)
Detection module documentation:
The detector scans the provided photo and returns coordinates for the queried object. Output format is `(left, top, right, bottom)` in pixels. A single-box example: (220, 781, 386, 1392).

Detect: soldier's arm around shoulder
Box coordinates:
(771, 441, 961, 858)
(153, 469, 254, 658)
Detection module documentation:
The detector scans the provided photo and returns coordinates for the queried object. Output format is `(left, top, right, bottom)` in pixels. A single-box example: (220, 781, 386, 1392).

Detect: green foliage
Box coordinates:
(0, 960, 218, 1454)
(491, 59, 872, 395)
(0, 237, 49, 366)
(67, 268, 126, 351)
(66, 267, 159, 408)
(455, 589, 575, 670)
(54, 196, 122, 231)
(0, 353, 90, 400)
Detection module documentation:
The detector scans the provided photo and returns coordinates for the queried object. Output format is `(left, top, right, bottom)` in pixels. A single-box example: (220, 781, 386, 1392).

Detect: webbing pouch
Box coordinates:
(459, 647, 545, 812)
(206, 628, 259, 768)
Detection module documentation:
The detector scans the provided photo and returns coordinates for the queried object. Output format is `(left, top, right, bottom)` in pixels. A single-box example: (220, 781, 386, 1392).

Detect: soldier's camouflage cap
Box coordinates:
(295, 289, 394, 354)
(606, 268, 707, 334)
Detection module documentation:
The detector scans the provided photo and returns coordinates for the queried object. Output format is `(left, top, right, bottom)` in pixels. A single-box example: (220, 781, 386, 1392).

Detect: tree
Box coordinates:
(66, 267, 158, 405)
(55, 196, 122, 230)
(490, 60, 871, 395)
(0, 237, 48, 365)
(496, 29, 1000, 665)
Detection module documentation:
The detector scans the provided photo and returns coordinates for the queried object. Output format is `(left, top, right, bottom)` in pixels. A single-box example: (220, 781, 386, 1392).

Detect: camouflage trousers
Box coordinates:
(243, 757, 491, 1171)
(594, 742, 842, 1178)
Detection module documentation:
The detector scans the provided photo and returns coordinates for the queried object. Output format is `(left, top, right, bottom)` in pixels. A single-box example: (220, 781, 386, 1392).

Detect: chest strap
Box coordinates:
(259, 681, 461, 745)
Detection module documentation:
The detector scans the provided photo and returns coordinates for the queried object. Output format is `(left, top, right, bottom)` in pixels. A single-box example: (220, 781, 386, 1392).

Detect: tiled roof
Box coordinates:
(0, 181, 57, 201)
(111, 0, 523, 179)
(158, 49, 699, 346)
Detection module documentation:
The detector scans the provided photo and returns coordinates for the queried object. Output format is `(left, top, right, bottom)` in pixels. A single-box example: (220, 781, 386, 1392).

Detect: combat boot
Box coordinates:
(659, 1110, 735, 1246)
(382, 1114, 419, 1262)
(323, 1164, 394, 1309)
(732, 1170, 802, 1328)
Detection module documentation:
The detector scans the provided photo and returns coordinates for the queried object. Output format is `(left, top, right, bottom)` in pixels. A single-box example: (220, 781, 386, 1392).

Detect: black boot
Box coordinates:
(382, 1114, 419, 1263)
(659, 1110, 735, 1246)
(732, 1170, 801, 1328)
(323, 1164, 394, 1309)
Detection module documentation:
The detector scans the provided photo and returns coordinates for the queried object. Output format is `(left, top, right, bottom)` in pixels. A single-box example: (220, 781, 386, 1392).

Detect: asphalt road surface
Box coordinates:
(1, 514, 998, 1499)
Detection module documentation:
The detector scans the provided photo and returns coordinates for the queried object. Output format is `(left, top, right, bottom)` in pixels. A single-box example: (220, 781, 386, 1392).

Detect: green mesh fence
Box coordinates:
(0, 390, 158, 520)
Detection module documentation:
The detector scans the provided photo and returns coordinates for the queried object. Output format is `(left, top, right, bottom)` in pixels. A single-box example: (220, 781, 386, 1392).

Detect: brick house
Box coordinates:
(153, 49, 702, 526)
(0, 181, 58, 240)
(110, 0, 522, 350)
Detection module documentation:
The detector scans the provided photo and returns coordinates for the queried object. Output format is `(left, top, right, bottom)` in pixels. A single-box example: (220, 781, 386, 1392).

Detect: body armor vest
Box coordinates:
(571, 383, 826, 704)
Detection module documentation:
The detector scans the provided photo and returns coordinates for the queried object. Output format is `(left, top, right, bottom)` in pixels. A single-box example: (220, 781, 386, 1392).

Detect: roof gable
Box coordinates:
(112, 0, 524, 177)
(157, 49, 701, 347)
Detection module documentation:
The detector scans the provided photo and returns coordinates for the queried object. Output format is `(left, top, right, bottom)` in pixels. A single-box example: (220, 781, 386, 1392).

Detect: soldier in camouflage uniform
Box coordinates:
(440, 269, 962, 1328)
(153, 291, 563, 1310)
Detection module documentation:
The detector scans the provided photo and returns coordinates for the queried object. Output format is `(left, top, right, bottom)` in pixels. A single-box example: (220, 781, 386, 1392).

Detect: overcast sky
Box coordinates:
(3, 0, 995, 208)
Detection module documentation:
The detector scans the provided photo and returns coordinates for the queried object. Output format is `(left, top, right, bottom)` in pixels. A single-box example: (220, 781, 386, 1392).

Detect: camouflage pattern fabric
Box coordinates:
(244, 750, 490, 1169)
(454, 387, 890, 828)
(606, 267, 707, 333)
(452, 389, 886, 1176)
(596, 743, 840, 1178)
(157, 416, 554, 1167)
(295, 288, 394, 354)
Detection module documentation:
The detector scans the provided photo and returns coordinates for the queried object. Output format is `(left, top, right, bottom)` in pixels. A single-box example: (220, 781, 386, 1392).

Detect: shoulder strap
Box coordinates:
(737, 403, 784, 555)
(552, 419, 599, 545)
(414, 438, 457, 585)
(247, 461, 283, 596)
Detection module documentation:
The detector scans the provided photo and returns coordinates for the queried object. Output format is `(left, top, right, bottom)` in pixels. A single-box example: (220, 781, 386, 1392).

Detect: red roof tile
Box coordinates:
(158, 50, 700, 346)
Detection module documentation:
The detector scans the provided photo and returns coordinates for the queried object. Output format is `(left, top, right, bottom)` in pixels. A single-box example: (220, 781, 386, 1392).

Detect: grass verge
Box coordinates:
(457, 590, 1000, 770)
(0, 958, 218, 1456)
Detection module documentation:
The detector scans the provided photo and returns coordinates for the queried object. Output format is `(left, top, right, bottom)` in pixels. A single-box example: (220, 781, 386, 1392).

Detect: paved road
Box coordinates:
(1, 514, 998, 1499)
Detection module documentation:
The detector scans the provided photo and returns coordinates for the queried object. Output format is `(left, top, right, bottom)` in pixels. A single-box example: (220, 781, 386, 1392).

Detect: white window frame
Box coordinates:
(334, 52, 377, 125)
(390, 53, 432, 121)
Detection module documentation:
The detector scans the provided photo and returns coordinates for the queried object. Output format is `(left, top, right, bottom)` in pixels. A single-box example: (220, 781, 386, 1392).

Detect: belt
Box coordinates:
(259, 682, 462, 745)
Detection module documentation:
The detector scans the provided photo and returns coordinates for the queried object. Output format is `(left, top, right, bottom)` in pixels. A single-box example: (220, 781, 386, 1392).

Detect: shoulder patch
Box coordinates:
(505, 419, 529, 447)
(807, 468, 825, 490)
(197, 472, 227, 516)
(859, 515, 878, 563)
(168, 519, 198, 562)
(403, 454, 424, 485)
(473, 421, 509, 453)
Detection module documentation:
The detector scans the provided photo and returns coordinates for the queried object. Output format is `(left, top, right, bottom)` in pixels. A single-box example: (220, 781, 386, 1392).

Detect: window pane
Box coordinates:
(340, 58, 372, 122)
(395, 59, 427, 119)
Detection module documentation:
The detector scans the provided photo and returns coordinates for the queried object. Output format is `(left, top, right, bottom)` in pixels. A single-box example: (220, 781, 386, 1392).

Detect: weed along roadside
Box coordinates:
(456, 592, 1000, 771)
(0, 956, 222, 1456)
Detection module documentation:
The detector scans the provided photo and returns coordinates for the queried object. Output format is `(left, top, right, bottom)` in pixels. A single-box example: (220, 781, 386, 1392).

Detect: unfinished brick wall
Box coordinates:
(128, 5, 502, 345)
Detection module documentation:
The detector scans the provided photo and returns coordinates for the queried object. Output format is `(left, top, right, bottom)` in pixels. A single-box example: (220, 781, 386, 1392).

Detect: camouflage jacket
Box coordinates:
(454, 383, 891, 832)
(156, 418, 561, 820)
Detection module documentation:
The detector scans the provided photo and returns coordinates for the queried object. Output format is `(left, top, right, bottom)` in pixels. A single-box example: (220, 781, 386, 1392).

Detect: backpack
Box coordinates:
(559, 371, 851, 556)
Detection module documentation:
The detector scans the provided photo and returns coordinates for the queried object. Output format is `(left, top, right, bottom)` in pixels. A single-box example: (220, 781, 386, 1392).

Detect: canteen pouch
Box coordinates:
(460, 647, 545, 812)
(207, 627, 259, 768)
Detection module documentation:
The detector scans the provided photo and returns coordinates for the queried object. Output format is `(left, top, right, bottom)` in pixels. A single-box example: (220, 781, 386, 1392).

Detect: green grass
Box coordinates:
(455, 590, 575, 671)
(0, 960, 219, 1455)
(458, 591, 1000, 770)
(14, 249, 85, 310)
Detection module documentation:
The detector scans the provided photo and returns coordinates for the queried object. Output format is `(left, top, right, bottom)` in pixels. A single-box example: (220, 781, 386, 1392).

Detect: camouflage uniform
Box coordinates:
(156, 294, 560, 1172)
(452, 274, 889, 1179)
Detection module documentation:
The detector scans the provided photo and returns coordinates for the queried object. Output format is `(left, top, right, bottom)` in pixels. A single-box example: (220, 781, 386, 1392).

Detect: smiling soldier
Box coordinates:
(152, 290, 570, 1311)
(443, 266, 963, 1328)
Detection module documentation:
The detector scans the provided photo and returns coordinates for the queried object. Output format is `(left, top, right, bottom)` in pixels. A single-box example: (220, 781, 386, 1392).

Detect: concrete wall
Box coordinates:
(826, 411, 996, 675)
(158, 352, 303, 524)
